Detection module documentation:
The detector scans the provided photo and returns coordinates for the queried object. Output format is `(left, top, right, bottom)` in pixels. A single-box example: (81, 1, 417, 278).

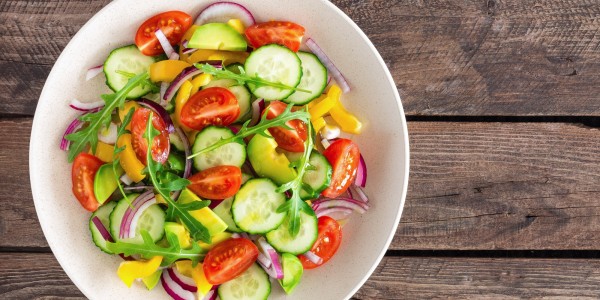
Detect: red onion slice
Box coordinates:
(119, 190, 154, 239)
(161, 269, 196, 300)
(195, 1, 256, 27)
(155, 28, 177, 59)
(249, 99, 265, 127)
(69, 98, 105, 112)
(315, 206, 353, 220)
(168, 268, 197, 292)
(256, 237, 283, 279)
(203, 289, 217, 300)
(306, 38, 350, 93)
(257, 251, 271, 268)
(91, 216, 115, 242)
(127, 199, 158, 239)
(164, 62, 222, 104)
(97, 122, 118, 145)
(137, 98, 176, 133)
(312, 198, 369, 214)
(86, 65, 103, 81)
(123, 185, 153, 191)
(349, 185, 369, 203)
(302, 250, 323, 265)
(60, 117, 83, 151)
(354, 154, 367, 188)
(120, 173, 133, 185)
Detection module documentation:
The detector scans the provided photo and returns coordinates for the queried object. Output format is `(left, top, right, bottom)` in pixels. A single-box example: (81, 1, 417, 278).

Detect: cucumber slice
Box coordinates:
(109, 194, 165, 244)
(232, 178, 286, 234)
(285, 51, 328, 105)
(169, 132, 186, 152)
(103, 45, 157, 99)
(300, 152, 332, 200)
(212, 197, 243, 233)
(279, 253, 303, 294)
(244, 44, 302, 100)
(266, 210, 318, 255)
(218, 263, 271, 300)
(89, 201, 118, 254)
(192, 126, 246, 170)
(229, 85, 252, 123)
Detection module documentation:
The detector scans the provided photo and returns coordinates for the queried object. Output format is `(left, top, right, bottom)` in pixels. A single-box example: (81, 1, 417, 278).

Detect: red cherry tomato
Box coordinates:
(135, 11, 192, 56)
(203, 238, 259, 285)
(245, 21, 305, 52)
(180, 87, 240, 131)
(71, 153, 104, 212)
(264, 101, 307, 152)
(187, 166, 242, 200)
(321, 139, 360, 198)
(130, 108, 170, 164)
(299, 216, 342, 269)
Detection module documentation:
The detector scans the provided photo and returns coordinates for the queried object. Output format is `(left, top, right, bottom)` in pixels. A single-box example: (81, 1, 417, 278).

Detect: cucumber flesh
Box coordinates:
(285, 51, 328, 105)
(89, 201, 118, 254)
(232, 179, 286, 234)
(192, 126, 246, 170)
(103, 45, 157, 99)
(266, 210, 318, 255)
(300, 152, 332, 200)
(212, 197, 243, 233)
(218, 263, 271, 300)
(109, 194, 166, 244)
(244, 44, 302, 100)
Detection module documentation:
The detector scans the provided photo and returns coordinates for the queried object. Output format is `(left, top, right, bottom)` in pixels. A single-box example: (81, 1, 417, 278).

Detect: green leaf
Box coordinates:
(179, 201, 210, 212)
(162, 177, 191, 192)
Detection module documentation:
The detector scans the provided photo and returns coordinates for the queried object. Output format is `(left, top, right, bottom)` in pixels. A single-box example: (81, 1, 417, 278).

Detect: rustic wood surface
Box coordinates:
(3, 0, 600, 299)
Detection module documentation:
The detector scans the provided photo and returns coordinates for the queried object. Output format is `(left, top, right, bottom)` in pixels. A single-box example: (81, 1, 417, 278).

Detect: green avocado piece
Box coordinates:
(188, 23, 247, 51)
(279, 253, 304, 294)
(93, 163, 123, 205)
(142, 270, 162, 290)
(247, 132, 297, 185)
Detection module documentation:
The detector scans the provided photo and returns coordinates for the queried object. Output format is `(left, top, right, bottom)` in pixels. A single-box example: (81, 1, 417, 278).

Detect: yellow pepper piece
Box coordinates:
(117, 256, 163, 288)
(192, 263, 214, 297)
(191, 74, 213, 94)
(174, 80, 194, 131)
(179, 25, 201, 61)
(91, 141, 114, 163)
(227, 19, 245, 34)
(149, 60, 192, 83)
(117, 134, 146, 182)
(308, 94, 335, 120)
(198, 231, 232, 251)
(187, 49, 249, 66)
(164, 222, 192, 249)
(174, 260, 195, 278)
(155, 194, 167, 205)
(119, 101, 140, 130)
(312, 117, 326, 135)
(327, 84, 363, 134)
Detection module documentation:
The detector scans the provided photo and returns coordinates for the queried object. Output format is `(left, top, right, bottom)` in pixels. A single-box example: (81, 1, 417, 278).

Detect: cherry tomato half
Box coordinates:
(71, 153, 104, 212)
(321, 138, 360, 198)
(264, 101, 307, 152)
(187, 165, 242, 200)
(130, 108, 170, 164)
(180, 87, 240, 131)
(245, 21, 305, 52)
(299, 216, 342, 269)
(203, 238, 259, 285)
(135, 11, 192, 56)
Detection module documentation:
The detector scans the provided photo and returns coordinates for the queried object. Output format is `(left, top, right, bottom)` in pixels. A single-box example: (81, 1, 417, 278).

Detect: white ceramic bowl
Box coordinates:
(29, 0, 409, 299)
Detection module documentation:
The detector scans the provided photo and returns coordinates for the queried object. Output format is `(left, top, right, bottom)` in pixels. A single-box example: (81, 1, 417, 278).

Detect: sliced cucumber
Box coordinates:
(89, 201, 118, 254)
(109, 194, 166, 244)
(285, 51, 328, 104)
(266, 210, 318, 255)
(192, 126, 246, 170)
(232, 178, 286, 234)
(103, 45, 157, 99)
(218, 263, 271, 300)
(229, 85, 252, 123)
(169, 132, 186, 152)
(212, 197, 243, 233)
(300, 152, 332, 200)
(244, 44, 302, 100)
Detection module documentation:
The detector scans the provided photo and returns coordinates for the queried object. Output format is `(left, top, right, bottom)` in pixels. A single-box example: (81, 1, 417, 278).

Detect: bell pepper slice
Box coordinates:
(91, 141, 115, 163)
(197, 231, 233, 251)
(149, 60, 192, 83)
(327, 84, 363, 134)
(164, 222, 192, 249)
(192, 262, 214, 297)
(117, 255, 163, 288)
(311, 117, 326, 135)
(173, 80, 195, 132)
(119, 101, 140, 130)
(191, 73, 213, 94)
(117, 133, 146, 182)
(227, 19, 245, 34)
(187, 49, 249, 66)
(308, 94, 334, 120)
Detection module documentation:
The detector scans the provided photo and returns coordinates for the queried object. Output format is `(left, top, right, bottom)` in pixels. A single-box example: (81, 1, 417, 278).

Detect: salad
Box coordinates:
(62, 2, 370, 299)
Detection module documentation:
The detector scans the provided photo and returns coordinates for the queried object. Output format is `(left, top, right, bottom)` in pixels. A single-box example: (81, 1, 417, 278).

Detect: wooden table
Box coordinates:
(2, 0, 600, 298)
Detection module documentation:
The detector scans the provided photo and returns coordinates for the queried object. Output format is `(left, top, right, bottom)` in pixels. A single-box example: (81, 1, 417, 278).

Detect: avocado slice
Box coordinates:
(247, 132, 297, 185)
(188, 23, 247, 51)
(178, 189, 228, 236)
(93, 163, 124, 205)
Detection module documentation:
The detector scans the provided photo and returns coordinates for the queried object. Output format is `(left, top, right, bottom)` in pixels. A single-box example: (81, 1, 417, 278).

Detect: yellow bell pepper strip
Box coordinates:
(173, 80, 195, 132)
(192, 262, 214, 297)
(190, 73, 213, 94)
(197, 231, 232, 251)
(117, 134, 146, 182)
(119, 101, 140, 130)
(227, 19, 245, 34)
(149, 60, 192, 83)
(174, 260, 195, 278)
(327, 84, 363, 134)
(187, 49, 249, 66)
(164, 222, 192, 249)
(117, 255, 163, 288)
(311, 117, 326, 135)
(179, 25, 201, 61)
(308, 94, 335, 120)
(90, 141, 114, 163)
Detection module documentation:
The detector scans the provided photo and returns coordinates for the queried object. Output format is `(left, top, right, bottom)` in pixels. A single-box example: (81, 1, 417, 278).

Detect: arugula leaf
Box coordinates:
(65, 72, 149, 162)
(111, 107, 135, 204)
(187, 103, 311, 159)
(195, 63, 311, 93)
(105, 230, 205, 266)
(143, 113, 212, 243)
(115, 70, 160, 93)
(275, 110, 316, 236)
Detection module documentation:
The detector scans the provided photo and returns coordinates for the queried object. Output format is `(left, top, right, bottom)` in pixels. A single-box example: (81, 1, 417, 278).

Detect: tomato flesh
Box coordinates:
(299, 216, 342, 269)
(264, 101, 307, 152)
(245, 21, 305, 52)
(135, 11, 192, 56)
(180, 87, 240, 131)
(131, 108, 170, 164)
(321, 139, 360, 198)
(71, 153, 104, 212)
(203, 238, 258, 285)
(187, 166, 242, 200)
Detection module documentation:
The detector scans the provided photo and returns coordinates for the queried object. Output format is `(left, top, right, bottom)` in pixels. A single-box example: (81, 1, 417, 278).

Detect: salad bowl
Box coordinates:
(29, 0, 409, 299)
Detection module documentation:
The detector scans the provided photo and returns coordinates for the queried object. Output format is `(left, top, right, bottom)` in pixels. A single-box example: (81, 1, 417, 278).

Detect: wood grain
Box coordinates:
(3, 0, 600, 116)
(3, 253, 600, 299)
(6, 119, 600, 249)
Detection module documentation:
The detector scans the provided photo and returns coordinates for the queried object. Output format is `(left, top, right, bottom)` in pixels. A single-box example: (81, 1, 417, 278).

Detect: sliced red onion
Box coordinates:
(97, 122, 118, 144)
(228, 125, 241, 134)
(119, 190, 154, 239)
(120, 173, 133, 185)
(203, 289, 217, 300)
(315, 206, 353, 220)
(169, 52, 181, 61)
(69, 98, 105, 112)
(123, 185, 154, 191)
(256, 237, 283, 279)
(164, 62, 222, 104)
(231, 233, 241, 238)
(303, 250, 323, 265)
(161, 269, 195, 300)
(155, 28, 177, 59)
(208, 199, 222, 210)
(312, 198, 369, 214)
(86, 65, 103, 81)
(160, 82, 169, 105)
(249, 99, 265, 127)
(137, 98, 176, 133)
(321, 124, 340, 140)
(91, 216, 115, 242)
(60, 117, 83, 151)
(195, 1, 256, 27)
(306, 38, 350, 93)
(349, 184, 369, 203)
(128, 199, 158, 238)
(168, 268, 197, 292)
(354, 155, 367, 188)
(256, 251, 271, 268)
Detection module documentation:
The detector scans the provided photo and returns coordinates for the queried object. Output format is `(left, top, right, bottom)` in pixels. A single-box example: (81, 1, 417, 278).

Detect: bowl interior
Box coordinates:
(29, 0, 409, 299)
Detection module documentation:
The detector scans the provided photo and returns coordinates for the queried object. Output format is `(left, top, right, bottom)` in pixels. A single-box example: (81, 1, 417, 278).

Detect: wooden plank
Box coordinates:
(5, 119, 600, 250)
(2, 253, 600, 299)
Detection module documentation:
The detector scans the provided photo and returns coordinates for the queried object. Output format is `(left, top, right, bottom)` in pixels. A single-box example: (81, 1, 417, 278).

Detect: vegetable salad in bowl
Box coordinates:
(59, 2, 372, 299)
